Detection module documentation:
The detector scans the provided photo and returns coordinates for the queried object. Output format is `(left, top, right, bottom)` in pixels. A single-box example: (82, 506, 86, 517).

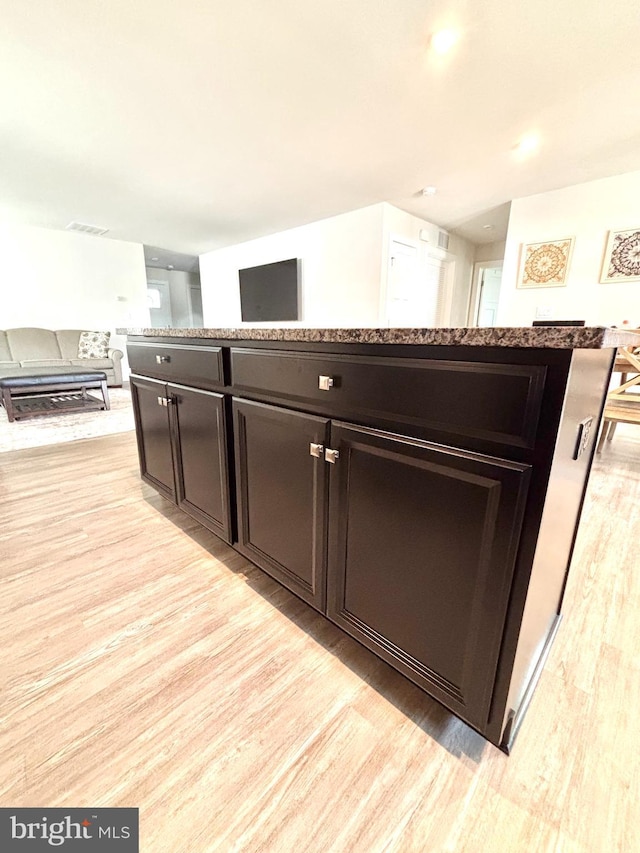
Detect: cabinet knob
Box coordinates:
(156, 354, 171, 364)
(157, 396, 172, 407)
(325, 448, 340, 464)
(318, 375, 334, 391)
(309, 442, 324, 458)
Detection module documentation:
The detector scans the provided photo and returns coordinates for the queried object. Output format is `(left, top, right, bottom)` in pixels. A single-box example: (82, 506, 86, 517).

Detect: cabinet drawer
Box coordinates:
(127, 342, 224, 389)
(231, 348, 546, 448)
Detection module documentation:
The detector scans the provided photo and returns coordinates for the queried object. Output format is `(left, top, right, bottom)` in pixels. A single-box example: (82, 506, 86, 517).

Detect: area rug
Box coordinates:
(0, 387, 135, 453)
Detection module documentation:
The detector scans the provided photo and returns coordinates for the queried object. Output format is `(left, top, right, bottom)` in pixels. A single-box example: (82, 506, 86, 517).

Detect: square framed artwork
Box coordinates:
(517, 238, 574, 288)
(600, 228, 640, 283)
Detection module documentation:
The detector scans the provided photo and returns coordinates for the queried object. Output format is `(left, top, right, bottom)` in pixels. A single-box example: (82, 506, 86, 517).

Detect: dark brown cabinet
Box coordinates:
(233, 398, 329, 611)
(232, 398, 531, 729)
(231, 347, 546, 449)
(130, 375, 176, 499)
(128, 341, 224, 389)
(131, 375, 232, 542)
(127, 334, 615, 752)
(326, 422, 531, 730)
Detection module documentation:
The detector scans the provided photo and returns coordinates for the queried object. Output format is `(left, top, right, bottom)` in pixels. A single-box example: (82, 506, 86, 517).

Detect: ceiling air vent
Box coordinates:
(437, 230, 450, 251)
(65, 221, 109, 236)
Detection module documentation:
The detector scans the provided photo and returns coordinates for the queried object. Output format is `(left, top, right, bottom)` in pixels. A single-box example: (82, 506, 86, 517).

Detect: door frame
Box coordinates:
(467, 261, 503, 327)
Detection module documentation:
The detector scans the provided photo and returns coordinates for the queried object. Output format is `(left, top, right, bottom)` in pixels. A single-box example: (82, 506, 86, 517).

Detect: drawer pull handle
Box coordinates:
(325, 448, 340, 464)
(309, 443, 324, 458)
(156, 354, 171, 364)
(318, 375, 334, 391)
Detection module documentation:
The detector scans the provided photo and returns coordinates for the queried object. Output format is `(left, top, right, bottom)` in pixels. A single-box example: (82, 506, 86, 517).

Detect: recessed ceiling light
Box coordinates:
(421, 186, 437, 196)
(430, 29, 459, 55)
(514, 133, 540, 158)
(482, 224, 494, 230)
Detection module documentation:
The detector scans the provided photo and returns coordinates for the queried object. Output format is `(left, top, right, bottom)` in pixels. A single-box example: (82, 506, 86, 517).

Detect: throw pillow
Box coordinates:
(77, 330, 111, 359)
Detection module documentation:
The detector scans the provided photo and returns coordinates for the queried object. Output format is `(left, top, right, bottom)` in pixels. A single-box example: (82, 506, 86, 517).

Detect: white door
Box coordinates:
(468, 262, 503, 327)
(387, 240, 419, 326)
(477, 267, 502, 326)
(424, 256, 451, 326)
(386, 240, 452, 327)
(190, 284, 204, 327)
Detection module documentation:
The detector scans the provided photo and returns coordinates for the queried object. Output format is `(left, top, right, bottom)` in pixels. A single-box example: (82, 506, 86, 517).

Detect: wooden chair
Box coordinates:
(597, 344, 640, 452)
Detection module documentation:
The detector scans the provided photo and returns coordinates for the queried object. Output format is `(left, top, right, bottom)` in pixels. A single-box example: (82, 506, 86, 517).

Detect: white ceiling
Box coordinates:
(144, 245, 199, 274)
(1, 0, 639, 255)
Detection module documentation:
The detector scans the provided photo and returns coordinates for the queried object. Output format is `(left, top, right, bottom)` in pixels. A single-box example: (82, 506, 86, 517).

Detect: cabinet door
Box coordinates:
(169, 383, 232, 542)
(130, 375, 176, 501)
(233, 398, 329, 611)
(326, 422, 531, 729)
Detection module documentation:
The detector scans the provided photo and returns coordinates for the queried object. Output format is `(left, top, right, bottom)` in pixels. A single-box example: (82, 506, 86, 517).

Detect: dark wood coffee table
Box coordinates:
(0, 367, 110, 422)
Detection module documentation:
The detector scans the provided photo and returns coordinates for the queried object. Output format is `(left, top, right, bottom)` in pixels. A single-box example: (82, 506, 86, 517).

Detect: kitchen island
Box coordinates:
(121, 325, 639, 752)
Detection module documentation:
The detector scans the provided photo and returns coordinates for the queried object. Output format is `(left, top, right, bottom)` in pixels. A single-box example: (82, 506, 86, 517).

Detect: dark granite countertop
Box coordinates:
(118, 326, 640, 350)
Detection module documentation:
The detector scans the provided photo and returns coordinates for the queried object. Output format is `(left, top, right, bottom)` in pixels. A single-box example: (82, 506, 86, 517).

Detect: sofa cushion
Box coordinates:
(55, 330, 83, 359)
(6, 328, 62, 362)
(20, 359, 73, 368)
(69, 358, 115, 370)
(78, 331, 111, 359)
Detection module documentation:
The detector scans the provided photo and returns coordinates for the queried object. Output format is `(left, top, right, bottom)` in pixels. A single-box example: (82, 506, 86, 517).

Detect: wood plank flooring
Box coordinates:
(0, 427, 639, 852)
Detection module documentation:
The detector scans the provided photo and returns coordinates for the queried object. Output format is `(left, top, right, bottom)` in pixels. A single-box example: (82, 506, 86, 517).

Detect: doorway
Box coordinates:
(147, 279, 173, 328)
(468, 261, 503, 327)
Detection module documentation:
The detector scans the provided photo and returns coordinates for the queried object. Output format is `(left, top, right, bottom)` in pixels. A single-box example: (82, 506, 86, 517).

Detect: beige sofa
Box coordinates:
(0, 328, 123, 386)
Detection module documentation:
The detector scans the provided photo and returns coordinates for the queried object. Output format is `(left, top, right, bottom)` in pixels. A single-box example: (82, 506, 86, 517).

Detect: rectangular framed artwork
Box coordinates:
(600, 228, 640, 283)
(517, 238, 574, 288)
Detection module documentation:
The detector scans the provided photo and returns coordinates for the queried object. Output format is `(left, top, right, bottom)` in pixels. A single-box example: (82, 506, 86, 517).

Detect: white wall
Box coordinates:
(0, 222, 149, 372)
(200, 205, 385, 327)
(474, 240, 506, 263)
(200, 202, 475, 328)
(167, 270, 200, 327)
(498, 171, 640, 326)
(448, 233, 476, 326)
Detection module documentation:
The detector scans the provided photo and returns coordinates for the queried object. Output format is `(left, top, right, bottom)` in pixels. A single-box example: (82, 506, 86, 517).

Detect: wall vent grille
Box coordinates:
(65, 221, 109, 236)
(437, 230, 450, 251)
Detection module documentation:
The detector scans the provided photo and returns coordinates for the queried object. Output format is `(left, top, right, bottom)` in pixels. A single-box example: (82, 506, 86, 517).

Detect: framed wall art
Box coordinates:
(600, 228, 640, 283)
(517, 238, 574, 288)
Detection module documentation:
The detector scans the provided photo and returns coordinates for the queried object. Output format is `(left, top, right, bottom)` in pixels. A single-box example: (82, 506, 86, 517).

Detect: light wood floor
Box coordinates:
(1, 427, 639, 852)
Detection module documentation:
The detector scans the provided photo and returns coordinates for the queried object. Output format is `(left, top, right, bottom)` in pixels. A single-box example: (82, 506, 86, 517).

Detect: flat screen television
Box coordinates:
(239, 258, 300, 322)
